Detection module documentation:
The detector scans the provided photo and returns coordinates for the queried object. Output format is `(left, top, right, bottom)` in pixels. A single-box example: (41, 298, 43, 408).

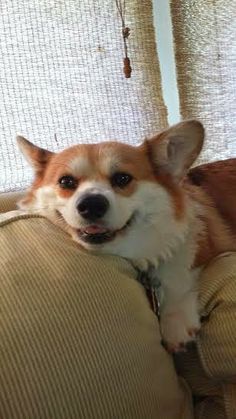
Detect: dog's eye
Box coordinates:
(58, 175, 78, 190)
(111, 172, 133, 188)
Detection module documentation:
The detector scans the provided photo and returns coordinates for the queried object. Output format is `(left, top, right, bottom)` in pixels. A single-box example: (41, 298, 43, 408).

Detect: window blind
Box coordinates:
(171, 0, 236, 163)
(0, 0, 167, 192)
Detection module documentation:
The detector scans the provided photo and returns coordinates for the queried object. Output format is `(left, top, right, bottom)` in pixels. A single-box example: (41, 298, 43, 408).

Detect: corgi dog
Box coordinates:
(17, 120, 236, 352)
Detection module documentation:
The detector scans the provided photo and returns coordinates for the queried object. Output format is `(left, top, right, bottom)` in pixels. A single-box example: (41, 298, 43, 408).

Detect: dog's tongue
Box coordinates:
(84, 225, 109, 235)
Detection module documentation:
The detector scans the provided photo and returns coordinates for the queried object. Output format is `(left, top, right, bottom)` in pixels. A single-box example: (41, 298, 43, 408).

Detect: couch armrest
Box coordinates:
(0, 191, 25, 213)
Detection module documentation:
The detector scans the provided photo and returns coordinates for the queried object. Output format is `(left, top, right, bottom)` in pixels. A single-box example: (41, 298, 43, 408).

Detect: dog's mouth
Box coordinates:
(76, 214, 135, 245)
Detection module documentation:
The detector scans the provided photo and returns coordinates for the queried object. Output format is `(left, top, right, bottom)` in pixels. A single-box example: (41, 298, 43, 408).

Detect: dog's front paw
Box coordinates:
(132, 258, 149, 272)
(160, 310, 200, 353)
(132, 257, 159, 272)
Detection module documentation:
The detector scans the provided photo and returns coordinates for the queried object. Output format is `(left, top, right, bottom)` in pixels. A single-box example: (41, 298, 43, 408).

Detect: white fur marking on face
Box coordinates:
(69, 156, 92, 177)
(72, 180, 111, 197)
(59, 180, 117, 229)
(34, 186, 67, 212)
(34, 179, 193, 268)
(57, 179, 190, 263)
(98, 181, 189, 261)
(99, 147, 122, 175)
(18, 186, 59, 211)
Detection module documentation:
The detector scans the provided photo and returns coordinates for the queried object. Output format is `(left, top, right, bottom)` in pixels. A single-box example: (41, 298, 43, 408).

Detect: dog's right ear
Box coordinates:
(17, 136, 55, 173)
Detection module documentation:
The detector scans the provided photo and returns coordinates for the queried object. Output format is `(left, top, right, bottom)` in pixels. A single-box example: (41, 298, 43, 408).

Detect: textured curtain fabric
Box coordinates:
(171, 0, 236, 163)
(0, 0, 167, 192)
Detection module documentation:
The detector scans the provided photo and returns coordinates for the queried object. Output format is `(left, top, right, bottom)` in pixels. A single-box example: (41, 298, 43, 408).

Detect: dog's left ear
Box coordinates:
(146, 120, 204, 181)
(17, 136, 55, 173)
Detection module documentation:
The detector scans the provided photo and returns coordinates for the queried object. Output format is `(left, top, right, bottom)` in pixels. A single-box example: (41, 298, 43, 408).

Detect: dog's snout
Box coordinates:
(77, 194, 109, 220)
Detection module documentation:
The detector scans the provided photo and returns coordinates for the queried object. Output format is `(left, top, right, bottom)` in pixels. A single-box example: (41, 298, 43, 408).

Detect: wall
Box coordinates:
(153, 0, 180, 125)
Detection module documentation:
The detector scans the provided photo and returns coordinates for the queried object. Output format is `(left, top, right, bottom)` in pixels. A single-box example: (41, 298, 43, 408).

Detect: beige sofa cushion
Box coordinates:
(0, 191, 24, 213)
(176, 252, 236, 419)
(0, 212, 192, 419)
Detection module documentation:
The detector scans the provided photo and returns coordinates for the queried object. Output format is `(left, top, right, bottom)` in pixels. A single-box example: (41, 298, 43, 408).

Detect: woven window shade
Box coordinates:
(0, 0, 167, 192)
(171, 0, 236, 163)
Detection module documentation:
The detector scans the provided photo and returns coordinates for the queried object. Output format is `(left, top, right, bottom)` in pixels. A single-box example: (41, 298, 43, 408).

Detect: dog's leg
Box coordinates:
(158, 245, 201, 353)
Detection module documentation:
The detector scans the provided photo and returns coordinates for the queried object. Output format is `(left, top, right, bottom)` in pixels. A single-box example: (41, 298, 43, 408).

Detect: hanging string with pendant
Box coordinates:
(115, 0, 132, 78)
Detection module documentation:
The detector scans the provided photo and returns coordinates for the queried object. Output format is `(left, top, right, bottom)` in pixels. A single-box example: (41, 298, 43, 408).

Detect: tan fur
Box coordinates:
(184, 182, 236, 266)
(17, 121, 236, 351)
(188, 158, 236, 235)
(19, 129, 236, 267)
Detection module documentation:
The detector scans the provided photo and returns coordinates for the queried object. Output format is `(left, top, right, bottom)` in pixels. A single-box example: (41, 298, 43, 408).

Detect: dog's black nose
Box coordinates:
(77, 194, 109, 220)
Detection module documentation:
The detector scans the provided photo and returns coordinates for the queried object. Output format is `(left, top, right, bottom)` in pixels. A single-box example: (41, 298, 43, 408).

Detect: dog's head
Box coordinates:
(17, 121, 204, 259)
